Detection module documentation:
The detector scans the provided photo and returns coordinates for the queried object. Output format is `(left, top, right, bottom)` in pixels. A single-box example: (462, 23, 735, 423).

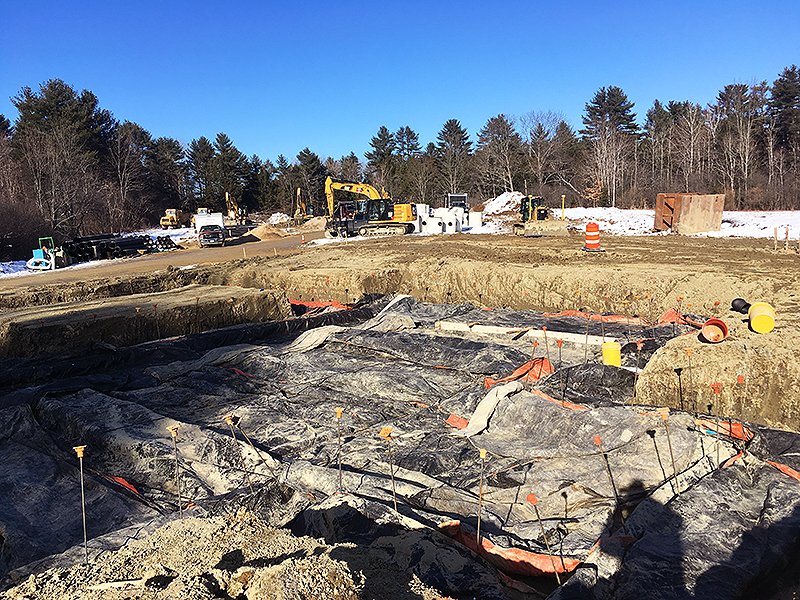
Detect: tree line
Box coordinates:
(0, 66, 798, 259)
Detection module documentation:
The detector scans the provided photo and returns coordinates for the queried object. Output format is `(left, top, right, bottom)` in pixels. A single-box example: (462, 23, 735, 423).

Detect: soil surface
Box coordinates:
(2, 223, 800, 599)
(2, 227, 799, 431)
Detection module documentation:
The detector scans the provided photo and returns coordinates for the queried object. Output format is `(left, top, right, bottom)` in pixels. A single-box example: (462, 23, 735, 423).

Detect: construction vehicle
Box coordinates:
(324, 176, 416, 237)
(195, 211, 225, 233)
(293, 187, 314, 226)
(446, 193, 468, 210)
(26, 237, 58, 271)
(160, 208, 191, 229)
(225, 192, 245, 225)
(513, 196, 569, 236)
(198, 224, 226, 247)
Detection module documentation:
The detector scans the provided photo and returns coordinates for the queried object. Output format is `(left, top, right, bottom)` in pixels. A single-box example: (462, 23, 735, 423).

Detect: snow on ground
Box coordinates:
(3, 202, 799, 276)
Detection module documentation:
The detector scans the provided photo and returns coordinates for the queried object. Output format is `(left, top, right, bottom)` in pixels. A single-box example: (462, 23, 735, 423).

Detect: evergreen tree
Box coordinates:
(476, 114, 523, 194)
(340, 152, 362, 181)
(242, 155, 274, 212)
(11, 79, 115, 235)
(187, 136, 216, 208)
(296, 148, 327, 211)
(0, 115, 11, 138)
(581, 86, 639, 207)
(213, 133, 248, 210)
(770, 65, 800, 156)
(435, 119, 472, 199)
(146, 137, 186, 214)
(364, 126, 396, 192)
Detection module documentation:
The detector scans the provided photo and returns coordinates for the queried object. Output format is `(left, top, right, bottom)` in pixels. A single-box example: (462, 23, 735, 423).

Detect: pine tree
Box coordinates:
(213, 133, 248, 209)
(365, 126, 396, 192)
(296, 148, 327, 210)
(436, 119, 472, 198)
(770, 65, 800, 156)
(187, 137, 216, 209)
(146, 137, 186, 213)
(581, 86, 639, 207)
(476, 114, 523, 194)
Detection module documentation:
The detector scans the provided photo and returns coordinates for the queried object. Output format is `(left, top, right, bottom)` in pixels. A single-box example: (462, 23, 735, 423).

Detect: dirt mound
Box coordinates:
(248, 223, 289, 240)
(294, 216, 327, 233)
(1, 511, 442, 600)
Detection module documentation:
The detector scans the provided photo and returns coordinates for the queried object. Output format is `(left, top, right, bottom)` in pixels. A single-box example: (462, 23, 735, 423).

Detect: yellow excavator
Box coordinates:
(293, 187, 314, 225)
(324, 176, 416, 237)
(225, 192, 246, 225)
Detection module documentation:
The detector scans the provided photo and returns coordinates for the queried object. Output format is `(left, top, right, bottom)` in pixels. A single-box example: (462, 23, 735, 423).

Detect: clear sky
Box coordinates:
(1, 0, 798, 164)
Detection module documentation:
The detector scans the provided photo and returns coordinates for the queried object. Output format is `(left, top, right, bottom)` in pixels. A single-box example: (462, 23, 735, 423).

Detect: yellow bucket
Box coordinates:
(748, 302, 775, 333)
(601, 342, 621, 367)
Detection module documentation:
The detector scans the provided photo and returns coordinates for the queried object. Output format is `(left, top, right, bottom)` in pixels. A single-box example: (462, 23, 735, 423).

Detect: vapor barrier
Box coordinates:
(2, 295, 800, 599)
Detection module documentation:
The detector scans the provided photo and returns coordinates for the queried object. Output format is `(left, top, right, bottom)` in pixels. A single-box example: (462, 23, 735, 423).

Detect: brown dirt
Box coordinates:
(1, 228, 799, 431)
(1, 511, 444, 600)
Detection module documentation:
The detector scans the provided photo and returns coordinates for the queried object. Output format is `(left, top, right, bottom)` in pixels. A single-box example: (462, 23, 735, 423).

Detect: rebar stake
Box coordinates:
(584, 315, 590, 364)
(543, 327, 552, 369)
(153, 304, 160, 339)
(477, 448, 487, 549)
(529, 341, 539, 390)
(634, 341, 643, 398)
(736, 374, 745, 421)
(335, 407, 344, 491)
(527, 493, 561, 585)
(379, 427, 398, 512)
(224, 415, 253, 494)
(657, 408, 680, 495)
(73, 445, 89, 564)
(235, 420, 276, 477)
(622, 300, 631, 343)
(710, 383, 723, 468)
(556, 339, 564, 398)
(167, 424, 182, 518)
(593, 435, 627, 534)
(685, 348, 695, 412)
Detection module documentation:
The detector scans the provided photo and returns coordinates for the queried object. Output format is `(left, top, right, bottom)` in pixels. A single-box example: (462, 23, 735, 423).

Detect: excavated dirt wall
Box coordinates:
(0, 284, 289, 359)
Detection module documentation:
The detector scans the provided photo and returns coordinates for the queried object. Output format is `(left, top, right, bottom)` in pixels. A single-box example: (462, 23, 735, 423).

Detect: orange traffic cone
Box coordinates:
(301, 234, 306, 244)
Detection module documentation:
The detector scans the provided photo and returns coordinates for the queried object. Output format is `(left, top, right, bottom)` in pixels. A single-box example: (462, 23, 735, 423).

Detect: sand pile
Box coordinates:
(248, 223, 289, 240)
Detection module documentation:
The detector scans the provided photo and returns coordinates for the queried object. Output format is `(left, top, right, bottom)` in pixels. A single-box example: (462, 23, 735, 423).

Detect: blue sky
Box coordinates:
(1, 0, 798, 164)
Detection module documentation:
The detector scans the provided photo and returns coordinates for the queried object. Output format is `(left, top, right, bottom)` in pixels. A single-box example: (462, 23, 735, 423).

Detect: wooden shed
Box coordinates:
(654, 193, 725, 234)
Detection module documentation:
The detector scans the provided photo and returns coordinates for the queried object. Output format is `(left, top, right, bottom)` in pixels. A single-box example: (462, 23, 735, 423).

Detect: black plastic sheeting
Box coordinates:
(2, 295, 800, 600)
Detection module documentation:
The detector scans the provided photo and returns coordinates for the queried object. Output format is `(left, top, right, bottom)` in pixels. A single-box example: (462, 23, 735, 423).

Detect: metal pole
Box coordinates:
(657, 408, 680, 495)
(477, 449, 486, 548)
(527, 492, 561, 585)
(73, 445, 88, 564)
(594, 436, 627, 534)
(224, 415, 253, 494)
(336, 407, 344, 491)
(167, 425, 182, 518)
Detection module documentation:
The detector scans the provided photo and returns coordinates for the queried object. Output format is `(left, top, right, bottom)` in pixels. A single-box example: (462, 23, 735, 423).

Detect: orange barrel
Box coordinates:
(584, 222, 600, 250)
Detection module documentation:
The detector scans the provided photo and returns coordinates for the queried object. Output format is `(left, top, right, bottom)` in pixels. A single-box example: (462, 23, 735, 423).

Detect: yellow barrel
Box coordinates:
(748, 302, 775, 333)
(601, 341, 621, 367)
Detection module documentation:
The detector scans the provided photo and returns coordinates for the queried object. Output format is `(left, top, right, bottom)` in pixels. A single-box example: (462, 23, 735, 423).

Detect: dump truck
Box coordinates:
(160, 208, 191, 229)
(324, 176, 416, 237)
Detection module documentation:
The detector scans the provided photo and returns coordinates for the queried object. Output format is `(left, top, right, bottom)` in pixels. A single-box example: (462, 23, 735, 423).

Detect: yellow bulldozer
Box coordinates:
(512, 196, 569, 236)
